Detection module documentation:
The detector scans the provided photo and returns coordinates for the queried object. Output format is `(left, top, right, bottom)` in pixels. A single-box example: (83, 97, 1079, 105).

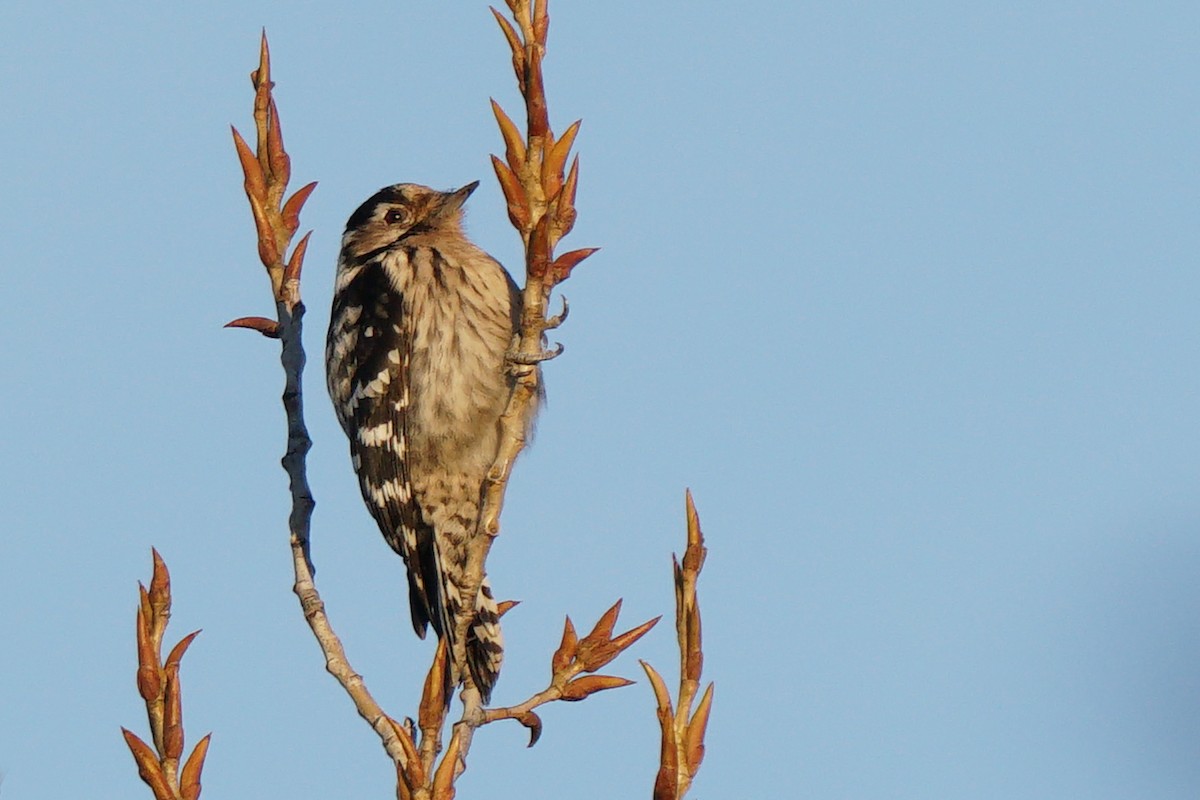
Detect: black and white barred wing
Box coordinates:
(325, 261, 441, 639)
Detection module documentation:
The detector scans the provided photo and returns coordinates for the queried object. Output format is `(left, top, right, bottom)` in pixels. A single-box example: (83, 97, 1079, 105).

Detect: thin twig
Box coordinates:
(229, 32, 411, 772)
(451, 0, 598, 776)
(641, 491, 714, 800)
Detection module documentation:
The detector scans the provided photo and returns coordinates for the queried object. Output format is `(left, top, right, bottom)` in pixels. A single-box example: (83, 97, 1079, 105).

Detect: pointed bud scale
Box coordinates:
(684, 607, 703, 684)
(548, 247, 598, 285)
(136, 606, 162, 701)
(165, 630, 201, 671)
(431, 727, 462, 800)
(138, 584, 153, 631)
(386, 716, 424, 787)
(551, 615, 578, 675)
(247, 195, 281, 268)
(148, 549, 171, 621)
(122, 728, 174, 800)
(542, 119, 580, 191)
(266, 97, 290, 189)
(231, 127, 266, 200)
(490, 99, 526, 172)
(648, 672, 680, 800)
(282, 182, 317, 236)
(561, 154, 579, 208)
(224, 317, 280, 338)
(582, 599, 622, 644)
(686, 682, 714, 776)
(608, 614, 661, 655)
(180, 733, 211, 800)
(284, 231, 313, 286)
(490, 8, 526, 90)
(559, 674, 635, 701)
(163, 664, 184, 759)
(528, 214, 553, 277)
(256, 31, 271, 88)
(552, 155, 580, 239)
(490, 155, 530, 230)
(525, 54, 550, 138)
(639, 660, 674, 720)
(683, 489, 707, 572)
(419, 638, 450, 729)
(395, 764, 415, 800)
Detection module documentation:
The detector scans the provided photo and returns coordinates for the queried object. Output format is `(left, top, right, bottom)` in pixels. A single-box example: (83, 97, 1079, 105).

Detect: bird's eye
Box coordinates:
(384, 208, 410, 225)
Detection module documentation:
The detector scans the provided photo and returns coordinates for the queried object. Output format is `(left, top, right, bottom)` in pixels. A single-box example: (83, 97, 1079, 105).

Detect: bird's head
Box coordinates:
(341, 181, 479, 259)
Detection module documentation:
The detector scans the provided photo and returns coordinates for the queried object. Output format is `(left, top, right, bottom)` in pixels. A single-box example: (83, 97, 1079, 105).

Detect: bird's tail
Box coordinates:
(434, 545, 504, 704)
(464, 576, 504, 702)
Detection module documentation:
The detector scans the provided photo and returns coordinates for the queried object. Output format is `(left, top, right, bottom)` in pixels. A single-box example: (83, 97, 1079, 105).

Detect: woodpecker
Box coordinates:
(325, 181, 534, 701)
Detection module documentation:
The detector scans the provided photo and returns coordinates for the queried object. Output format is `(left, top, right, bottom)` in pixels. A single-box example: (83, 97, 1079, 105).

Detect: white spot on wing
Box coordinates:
(358, 421, 394, 447)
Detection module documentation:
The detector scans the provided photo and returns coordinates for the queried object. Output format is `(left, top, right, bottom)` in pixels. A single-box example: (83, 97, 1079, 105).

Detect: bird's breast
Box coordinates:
(389, 245, 515, 473)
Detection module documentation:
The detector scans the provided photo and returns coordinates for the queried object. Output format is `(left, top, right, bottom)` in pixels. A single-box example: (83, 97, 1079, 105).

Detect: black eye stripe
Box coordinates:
(344, 185, 411, 231)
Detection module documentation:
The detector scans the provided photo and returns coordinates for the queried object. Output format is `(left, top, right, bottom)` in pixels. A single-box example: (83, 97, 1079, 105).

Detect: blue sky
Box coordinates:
(1, 2, 1198, 798)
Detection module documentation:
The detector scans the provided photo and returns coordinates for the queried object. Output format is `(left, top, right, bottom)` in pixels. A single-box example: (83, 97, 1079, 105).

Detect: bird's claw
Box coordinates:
(544, 296, 569, 330)
(506, 342, 565, 365)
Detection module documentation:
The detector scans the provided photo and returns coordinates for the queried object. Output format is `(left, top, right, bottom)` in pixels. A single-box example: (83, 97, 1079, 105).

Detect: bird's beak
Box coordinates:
(441, 180, 480, 213)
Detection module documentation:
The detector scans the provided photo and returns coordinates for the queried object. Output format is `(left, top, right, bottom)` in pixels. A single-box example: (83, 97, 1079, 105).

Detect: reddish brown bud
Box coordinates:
(548, 247, 599, 285)
(559, 674, 635, 701)
(266, 96, 290, 189)
(386, 716, 424, 788)
(122, 728, 173, 800)
(542, 119, 580, 194)
(138, 584, 153, 633)
(609, 614, 661, 655)
(180, 733, 211, 800)
(165, 630, 201, 671)
(490, 155, 531, 230)
(254, 31, 271, 89)
(419, 638, 450, 730)
(582, 599, 621, 644)
(246, 194, 281, 268)
(525, 54, 550, 137)
(431, 727, 462, 800)
(231, 127, 266, 200)
(490, 7, 526, 90)
(686, 682, 714, 776)
(282, 182, 317, 236)
(224, 317, 280, 338)
(163, 664, 184, 759)
(148, 549, 171, 621)
(135, 605, 162, 701)
(551, 615, 578, 675)
(640, 660, 674, 719)
(490, 99, 526, 172)
(284, 230, 312, 286)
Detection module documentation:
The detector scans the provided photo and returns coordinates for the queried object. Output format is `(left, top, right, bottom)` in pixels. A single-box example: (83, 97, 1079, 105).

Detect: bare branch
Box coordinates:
(480, 602, 656, 741)
(228, 32, 412, 777)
